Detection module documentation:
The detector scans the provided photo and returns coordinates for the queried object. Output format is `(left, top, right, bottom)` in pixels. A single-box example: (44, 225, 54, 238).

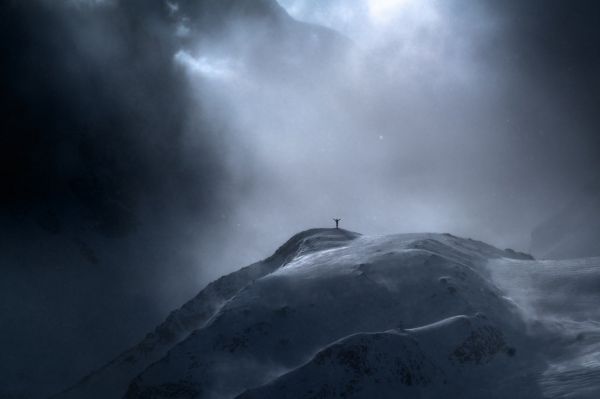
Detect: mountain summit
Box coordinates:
(56, 229, 600, 399)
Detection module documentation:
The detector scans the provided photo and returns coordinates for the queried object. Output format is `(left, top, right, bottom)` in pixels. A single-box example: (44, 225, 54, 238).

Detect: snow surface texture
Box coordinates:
(55, 229, 600, 398)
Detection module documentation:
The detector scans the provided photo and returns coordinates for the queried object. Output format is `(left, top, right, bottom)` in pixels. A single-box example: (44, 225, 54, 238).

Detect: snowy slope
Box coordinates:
(57, 229, 600, 399)
(487, 256, 600, 398)
(53, 229, 359, 399)
(239, 314, 538, 399)
(121, 232, 540, 399)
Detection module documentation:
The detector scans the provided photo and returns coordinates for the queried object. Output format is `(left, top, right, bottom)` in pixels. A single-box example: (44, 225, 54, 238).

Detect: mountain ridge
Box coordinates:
(53, 228, 360, 399)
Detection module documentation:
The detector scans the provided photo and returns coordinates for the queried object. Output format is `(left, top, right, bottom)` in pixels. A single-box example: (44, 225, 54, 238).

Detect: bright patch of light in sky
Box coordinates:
(367, 0, 412, 25)
(175, 22, 191, 37)
(166, 1, 179, 15)
(277, 0, 443, 47)
(174, 51, 237, 79)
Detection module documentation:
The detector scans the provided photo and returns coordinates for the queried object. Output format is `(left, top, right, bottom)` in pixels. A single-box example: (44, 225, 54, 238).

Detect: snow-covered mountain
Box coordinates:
(52, 229, 359, 399)
(55, 229, 600, 398)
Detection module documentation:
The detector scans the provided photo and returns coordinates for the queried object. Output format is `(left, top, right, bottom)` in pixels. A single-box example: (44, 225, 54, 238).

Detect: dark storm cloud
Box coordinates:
(479, 0, 600, 168)
(519, 0, 600, 155)
(0, 0, 222, 234)
(0, 1, 231, 397)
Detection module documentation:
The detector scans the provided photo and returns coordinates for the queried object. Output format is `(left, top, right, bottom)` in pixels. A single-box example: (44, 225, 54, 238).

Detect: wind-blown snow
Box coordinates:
(55, 229, 600, 398)
(487, 256, 600, 398)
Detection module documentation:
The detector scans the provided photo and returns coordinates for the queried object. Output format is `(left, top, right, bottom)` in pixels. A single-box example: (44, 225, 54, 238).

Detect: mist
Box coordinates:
(181, 0, 599, 255)
(2, 0, 600, 398)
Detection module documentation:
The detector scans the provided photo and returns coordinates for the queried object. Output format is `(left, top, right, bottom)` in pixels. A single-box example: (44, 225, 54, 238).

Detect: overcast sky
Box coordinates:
(2, 1, 600, 398)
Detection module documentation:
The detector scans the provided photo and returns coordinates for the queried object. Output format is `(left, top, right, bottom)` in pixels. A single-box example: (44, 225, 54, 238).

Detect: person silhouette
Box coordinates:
(333, 218, 341, 229)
